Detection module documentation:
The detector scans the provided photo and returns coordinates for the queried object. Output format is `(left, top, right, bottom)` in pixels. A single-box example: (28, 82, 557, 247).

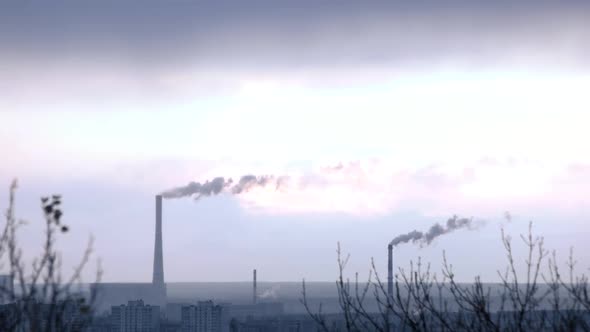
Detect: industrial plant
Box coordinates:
(93, 195, 167, 312)
(91, 195, 288, 331)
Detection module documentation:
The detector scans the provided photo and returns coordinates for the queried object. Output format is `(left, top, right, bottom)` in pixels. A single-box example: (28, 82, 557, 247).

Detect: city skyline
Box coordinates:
(1, 0, 589, 284)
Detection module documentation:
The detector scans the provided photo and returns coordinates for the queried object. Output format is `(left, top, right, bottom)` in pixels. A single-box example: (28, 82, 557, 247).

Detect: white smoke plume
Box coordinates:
(390, 215, 477, 247)
(258, 285, 280, 300)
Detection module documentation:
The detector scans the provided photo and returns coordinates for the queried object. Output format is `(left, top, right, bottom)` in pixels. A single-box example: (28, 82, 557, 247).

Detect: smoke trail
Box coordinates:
(160, 177, 232, 199)
(232, 175, 275, 194)
(160, 161, 371, 201)
(161, 175, 282, 200)
(390, 215, 476, 247)
(390, 230, 423, 247)
(258, 285, 281, 300)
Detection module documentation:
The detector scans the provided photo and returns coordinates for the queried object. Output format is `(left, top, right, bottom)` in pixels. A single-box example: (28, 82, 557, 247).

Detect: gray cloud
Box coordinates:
(2, 0, 589, 106)
(1, 0, 589, 70)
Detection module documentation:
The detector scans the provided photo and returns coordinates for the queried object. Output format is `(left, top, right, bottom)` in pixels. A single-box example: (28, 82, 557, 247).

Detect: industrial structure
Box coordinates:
(93, 194, 284, 330)
(93, 195, 168, 312)
(252, 269, 257, 305)
(387, 244, 393, 298)
(153, 195, 167, 306)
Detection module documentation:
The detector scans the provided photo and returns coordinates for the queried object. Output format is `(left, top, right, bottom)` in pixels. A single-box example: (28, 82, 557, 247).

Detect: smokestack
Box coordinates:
(153, 195, 165, 286)
(387, 244, 393, 299)
(253, 269, 257, 305)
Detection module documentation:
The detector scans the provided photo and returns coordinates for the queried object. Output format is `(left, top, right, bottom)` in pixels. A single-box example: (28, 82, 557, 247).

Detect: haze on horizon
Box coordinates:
(0, 0, 589, 284)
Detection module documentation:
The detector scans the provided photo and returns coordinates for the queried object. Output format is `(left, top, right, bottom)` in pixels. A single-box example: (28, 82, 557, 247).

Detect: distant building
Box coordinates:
(93, 283, 166, 314)
(0, 298, 93, 332)
(0, 275, 14, 305)
(111, 300, 160, 332)
(159, 318, 181, 332)
(59, 298, 94, 330)
(181, 300, 223, 332)
(228, 302, 284, 320)
(86, 313, 112, 332)
(229, 316, 317, 332)
(166, 302, 188, 323)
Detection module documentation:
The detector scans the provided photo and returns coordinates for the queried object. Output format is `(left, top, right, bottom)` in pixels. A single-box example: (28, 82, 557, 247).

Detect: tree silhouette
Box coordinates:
(0, 180, 102, 331)
(302, 222, 590, 331)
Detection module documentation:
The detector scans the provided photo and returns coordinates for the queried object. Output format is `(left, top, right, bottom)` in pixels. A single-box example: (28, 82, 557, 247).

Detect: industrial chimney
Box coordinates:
(387, 244, 393, 298)
(253, 269, 257, 305)
(153, 195, 166, 304)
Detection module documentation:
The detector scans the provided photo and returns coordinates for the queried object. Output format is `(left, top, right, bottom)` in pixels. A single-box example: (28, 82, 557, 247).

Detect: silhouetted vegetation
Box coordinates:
(0, 180, 101, 331)
(302, 223, 590, 331)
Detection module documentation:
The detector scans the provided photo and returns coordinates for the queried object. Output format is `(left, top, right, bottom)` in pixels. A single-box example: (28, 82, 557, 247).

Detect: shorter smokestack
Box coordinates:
(387, 244, 393, 299)
(253, 269, 257, 305)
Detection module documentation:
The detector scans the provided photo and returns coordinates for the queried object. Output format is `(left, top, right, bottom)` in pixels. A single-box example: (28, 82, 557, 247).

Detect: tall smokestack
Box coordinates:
(253, 269, 257, 305)
(153, 195, 165, 286)
(387, 244, 393, 299)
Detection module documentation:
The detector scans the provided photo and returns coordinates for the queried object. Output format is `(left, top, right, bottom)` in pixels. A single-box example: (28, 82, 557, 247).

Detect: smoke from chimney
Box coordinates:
(161, 175, 287, 200)
(258, 285, 280, 300)
(390, 215, 477, 247)
(160, 177, 230, 199)
(386, 216, 477, 301)
(159, 161, 371, 202)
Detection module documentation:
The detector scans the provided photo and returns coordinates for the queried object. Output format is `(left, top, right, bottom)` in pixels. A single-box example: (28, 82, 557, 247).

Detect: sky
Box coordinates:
(1, 0, 589, 283)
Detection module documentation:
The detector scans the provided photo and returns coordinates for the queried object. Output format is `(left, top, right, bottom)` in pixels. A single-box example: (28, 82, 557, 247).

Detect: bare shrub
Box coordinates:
(0, 180, 101, 331)
(302, 221, 589, 331)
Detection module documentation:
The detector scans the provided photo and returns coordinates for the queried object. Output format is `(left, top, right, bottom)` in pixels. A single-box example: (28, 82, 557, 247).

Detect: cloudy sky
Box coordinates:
(1, 0, 589, 283)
